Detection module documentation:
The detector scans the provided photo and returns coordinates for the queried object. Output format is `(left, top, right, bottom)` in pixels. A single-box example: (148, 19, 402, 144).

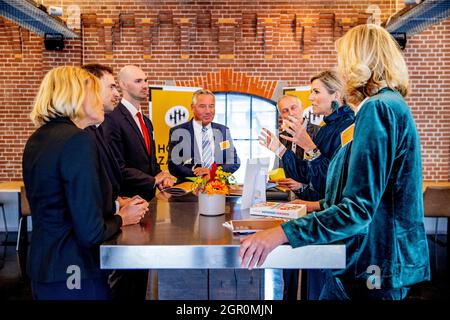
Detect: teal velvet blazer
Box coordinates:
(282, 88, 430, 289)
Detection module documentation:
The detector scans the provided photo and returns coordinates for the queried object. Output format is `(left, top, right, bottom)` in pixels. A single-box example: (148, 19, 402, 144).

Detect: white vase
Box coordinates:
(198, 193, 226, 216)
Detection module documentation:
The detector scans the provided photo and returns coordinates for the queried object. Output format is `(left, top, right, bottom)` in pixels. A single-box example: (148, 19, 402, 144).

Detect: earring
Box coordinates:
(331, 100, 339, 112)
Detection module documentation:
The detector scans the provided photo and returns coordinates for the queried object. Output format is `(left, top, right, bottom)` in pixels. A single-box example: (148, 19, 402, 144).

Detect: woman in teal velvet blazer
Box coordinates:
(240, 24, 430, 300)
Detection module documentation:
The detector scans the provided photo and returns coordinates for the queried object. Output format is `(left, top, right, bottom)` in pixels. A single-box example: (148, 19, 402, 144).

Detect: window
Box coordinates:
(214, 92, 278, 184)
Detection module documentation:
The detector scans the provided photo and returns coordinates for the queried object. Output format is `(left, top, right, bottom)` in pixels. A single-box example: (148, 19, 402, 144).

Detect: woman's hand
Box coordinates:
(280, 116, 316, 152)
(239, 226, 288, 270)
(277, 178, 303, 191)
(259, 128, 286, 157)
(289, 199, 321, 212)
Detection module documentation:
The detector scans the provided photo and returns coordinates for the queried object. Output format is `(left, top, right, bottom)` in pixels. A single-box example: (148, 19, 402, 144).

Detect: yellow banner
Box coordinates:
(283, 87, 311, 109)
(151, 90, 194, 170)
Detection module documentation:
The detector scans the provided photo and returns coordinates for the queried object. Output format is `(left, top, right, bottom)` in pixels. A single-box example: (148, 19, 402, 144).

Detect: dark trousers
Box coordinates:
(108, 270, 149, 300)
(318, 271, 409, 300)
(31, 277, 111, 300)
(283, 269, 299, 300)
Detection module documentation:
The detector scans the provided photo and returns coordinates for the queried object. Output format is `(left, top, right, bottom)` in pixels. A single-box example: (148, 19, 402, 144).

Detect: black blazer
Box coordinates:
(86, 125, 122, 216)
(103, 102, 161, 201)
(22, 117, 122, 283)
(168, 119, 240, 181)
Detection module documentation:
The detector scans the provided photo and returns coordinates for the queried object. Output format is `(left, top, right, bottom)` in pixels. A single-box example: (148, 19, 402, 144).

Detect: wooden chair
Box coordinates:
(0, 202, 7, 241)
(423, 186, 450, 272)
(423, 186, 450, 243)
(16, 186, 31, 251)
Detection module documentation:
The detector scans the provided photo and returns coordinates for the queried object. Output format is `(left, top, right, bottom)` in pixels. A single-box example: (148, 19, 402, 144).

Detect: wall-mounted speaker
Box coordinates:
(390, 32, 407, 50)
(44, 33, 65, 51)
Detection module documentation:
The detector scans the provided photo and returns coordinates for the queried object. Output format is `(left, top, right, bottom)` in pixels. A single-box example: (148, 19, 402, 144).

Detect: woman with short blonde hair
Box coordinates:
(31, 66, 102, 127)
(23, 66, 144, 300)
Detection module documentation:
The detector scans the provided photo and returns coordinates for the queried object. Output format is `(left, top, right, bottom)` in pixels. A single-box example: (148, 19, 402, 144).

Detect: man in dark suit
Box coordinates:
(103, 65, 173, 201)
(102, 65, 173, 300)
(82, 64, 123, 214)
(168, 89, 240, 182)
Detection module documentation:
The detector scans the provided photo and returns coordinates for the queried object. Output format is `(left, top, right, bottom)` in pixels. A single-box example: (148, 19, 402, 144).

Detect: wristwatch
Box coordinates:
(305, 147, 321, 160)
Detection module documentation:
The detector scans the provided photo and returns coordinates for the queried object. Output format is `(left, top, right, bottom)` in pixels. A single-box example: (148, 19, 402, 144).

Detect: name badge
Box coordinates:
(341, 124, 355, 147)
(219, 140, 230, 150)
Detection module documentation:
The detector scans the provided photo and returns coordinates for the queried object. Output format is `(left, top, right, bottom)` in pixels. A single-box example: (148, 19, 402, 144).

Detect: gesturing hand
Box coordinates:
(259, 128, 286, 157)
(280, 116, 316, 152)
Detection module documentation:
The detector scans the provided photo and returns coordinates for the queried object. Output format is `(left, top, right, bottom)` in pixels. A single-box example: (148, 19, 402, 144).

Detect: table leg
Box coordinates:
(263, 269, 283, 300)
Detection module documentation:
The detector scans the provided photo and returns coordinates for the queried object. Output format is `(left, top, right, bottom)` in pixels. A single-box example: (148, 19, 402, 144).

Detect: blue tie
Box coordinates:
(202, 126, 213, 169)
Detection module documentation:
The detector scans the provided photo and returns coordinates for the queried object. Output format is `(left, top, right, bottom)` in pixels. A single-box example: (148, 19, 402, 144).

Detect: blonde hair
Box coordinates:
(30, 66, 101, 127)
(336, 24, 409, 106)
(191, 89, 215, 105)
(310, 70, 344, 95)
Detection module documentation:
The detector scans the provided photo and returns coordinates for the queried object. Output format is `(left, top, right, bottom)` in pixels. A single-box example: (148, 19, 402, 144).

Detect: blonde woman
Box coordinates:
(240, 24, 430, 300)
(22, 66, 146, 300)
(262, 71, 354, 201)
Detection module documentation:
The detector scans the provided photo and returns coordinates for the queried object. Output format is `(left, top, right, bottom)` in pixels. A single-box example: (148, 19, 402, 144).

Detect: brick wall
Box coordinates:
(0, 0, 448, 181)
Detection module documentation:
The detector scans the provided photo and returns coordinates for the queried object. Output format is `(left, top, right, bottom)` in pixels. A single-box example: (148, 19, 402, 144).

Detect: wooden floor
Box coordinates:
(0, 232, 448, 300)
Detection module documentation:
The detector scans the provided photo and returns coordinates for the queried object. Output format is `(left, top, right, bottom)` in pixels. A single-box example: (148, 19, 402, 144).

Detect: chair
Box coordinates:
(0, 202, 7, 269)
(423, 186, 450, 272)
(423, 186, 450, 244)
(0, 202, 7, 242)
(16, 186, 31, 252)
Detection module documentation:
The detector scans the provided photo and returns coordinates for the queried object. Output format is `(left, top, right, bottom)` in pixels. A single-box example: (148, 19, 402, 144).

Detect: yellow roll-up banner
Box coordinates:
(151, 90, 194, 170)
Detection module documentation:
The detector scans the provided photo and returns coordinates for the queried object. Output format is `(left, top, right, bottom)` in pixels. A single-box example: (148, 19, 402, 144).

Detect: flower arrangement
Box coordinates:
(190, 163, 237, 195)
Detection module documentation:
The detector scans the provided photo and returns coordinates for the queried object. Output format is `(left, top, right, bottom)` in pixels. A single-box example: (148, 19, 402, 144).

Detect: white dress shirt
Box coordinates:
(121, 98, 146, 136)
(192, 120, 215, 163)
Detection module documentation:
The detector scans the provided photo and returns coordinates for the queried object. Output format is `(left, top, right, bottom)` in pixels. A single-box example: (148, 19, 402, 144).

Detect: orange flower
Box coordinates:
(204, 180, 229, 195)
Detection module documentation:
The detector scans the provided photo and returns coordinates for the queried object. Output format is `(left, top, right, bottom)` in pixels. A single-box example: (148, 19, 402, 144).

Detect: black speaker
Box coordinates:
(44, 33, 65, 51)
(390, 32, 407, 50)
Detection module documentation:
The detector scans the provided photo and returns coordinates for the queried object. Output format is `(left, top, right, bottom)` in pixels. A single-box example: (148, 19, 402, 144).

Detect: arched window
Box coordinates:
(214, 92, 278, 184)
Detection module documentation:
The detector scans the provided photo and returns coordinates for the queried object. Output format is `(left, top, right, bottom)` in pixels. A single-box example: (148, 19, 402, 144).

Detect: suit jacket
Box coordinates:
(168, 119, 240, 181)
(103, 102, 161, 201)
(86, 125, 122, 216)
(22, 117, 122, 283)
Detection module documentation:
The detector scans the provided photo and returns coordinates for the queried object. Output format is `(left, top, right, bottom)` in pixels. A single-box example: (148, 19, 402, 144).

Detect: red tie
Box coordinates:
(136, 112, 151, 155)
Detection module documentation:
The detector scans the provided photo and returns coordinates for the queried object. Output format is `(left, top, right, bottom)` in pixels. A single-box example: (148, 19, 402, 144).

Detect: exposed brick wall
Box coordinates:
(404, 19, 450, 181)
(0, 0, 449, 182)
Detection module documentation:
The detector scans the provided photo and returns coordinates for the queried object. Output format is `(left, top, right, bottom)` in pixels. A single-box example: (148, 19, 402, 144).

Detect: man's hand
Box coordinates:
(276, 178, 303, 191)
(193, 167, 210, 178)
(289, 199, 321, 212)
(239, 226, 288, 270)
(155, 171, 170, 187)
(118, 195, 146, 209)
(158, 176, 175, 190)
(155, 171, 175, 190)
(118, 197, 149, 226)
(259, 128, 286, 157)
